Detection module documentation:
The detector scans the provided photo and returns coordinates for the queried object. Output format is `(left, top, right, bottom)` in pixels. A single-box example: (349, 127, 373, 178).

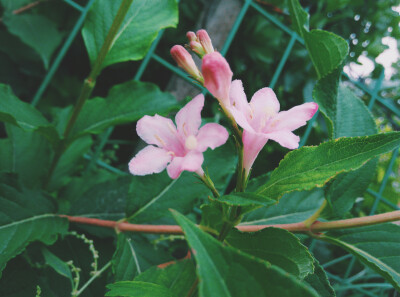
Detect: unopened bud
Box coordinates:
(171, 45, 203, 81)
(186, 31, 197, 42)
(189, 41, 205, 57)
(197, 29, 214, 54)
(202, 52, 232, 106)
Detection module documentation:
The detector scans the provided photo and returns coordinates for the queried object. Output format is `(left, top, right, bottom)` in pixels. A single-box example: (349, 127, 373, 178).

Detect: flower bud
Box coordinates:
(202, 52, 233, 106)
(170, 45, 202, 81)
(196, 29, 214, 54)
(189, 41, 205, 57)
(186, 31, 197, 42)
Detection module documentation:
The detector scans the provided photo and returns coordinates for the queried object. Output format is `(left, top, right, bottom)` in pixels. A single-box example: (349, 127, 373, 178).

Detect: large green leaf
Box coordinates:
(322, 224, 400, 291)
(5, 124, 52, 189)
(256, 133, 400, 199)
(305, 258, 335, 297)
(71, 81, 178, 139)
(288, 0, 348, 79)
(3, 14, 64, 68)
(134, 259, 196, 296)
(111, 233, 171, 281)
(126, 141, 236, 223)
(172, 210, 318, 297)
(0, 84, 59, 146)
(241, 189, 325, 225)
(106, 281, 175, 297)
(226, 228, 314, 279)
(0, 173, 68, 276)
(82, 0, 178, 68)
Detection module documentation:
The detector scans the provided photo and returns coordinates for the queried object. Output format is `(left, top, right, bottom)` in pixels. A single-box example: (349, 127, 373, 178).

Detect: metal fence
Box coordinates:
(30, 0, 400, 296)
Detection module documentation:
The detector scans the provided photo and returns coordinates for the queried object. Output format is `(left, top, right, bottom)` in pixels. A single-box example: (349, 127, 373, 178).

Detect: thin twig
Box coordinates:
(12, 1, 45, 15)
(61, 210, 400, 234)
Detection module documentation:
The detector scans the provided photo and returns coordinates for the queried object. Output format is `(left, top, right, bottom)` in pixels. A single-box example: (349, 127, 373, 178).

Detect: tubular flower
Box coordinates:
(228, 80, 318, 174)
(129, 94, 229, 179)
(202, 52, 233, 107)
(186, 29, 214, 57)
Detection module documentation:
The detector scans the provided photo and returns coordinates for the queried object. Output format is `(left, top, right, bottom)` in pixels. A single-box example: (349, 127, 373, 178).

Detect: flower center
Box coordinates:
(185, 135, 198, 150)
(264, 105, 277, 118)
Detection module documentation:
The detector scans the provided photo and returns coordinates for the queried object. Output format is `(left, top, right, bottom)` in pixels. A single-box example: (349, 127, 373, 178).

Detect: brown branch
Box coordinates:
(13, 0, 46, 15)
(61, 211, 400, 234)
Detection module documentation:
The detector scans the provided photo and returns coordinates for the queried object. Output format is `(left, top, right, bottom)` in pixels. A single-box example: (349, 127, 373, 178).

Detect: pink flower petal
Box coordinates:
(265, 130, 301, 149)
(136, 115, 184, 154)
(242, 130, 268, 173)
(202, 52, 232, 106)
(176, 94, 204, 139)
(229, 80, 251, 116)
(166, 152, 204, 179)
(269, 102, 318, 132)
(196, 123, 229, 152)
(129, 146, 172, 176)
(249, 88, 280, 130)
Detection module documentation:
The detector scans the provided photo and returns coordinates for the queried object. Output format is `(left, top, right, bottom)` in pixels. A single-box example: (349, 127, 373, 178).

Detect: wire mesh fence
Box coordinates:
(31, 0, 400, 295)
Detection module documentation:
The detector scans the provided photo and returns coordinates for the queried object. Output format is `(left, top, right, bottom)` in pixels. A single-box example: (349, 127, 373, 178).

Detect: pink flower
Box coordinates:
(228, 80, 318, 174)
(202, 52, 233, 107)
(170, 45, 203, 81)
(129, 94, 229, 179)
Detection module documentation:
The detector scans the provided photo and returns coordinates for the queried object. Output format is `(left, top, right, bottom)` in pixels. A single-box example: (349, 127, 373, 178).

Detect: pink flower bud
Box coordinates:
(189, 41, 205, 56)
(202, 52, 233, 106)
(196, 29, 214, 54)
(186, 31, 197, 42)
(170, 45, 202, 81)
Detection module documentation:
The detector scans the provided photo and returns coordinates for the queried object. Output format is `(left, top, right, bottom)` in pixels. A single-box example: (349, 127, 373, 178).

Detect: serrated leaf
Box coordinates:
(0, 84, 60, 146)
(0, 173, 68, 276)
(82, 0, 178, 68)
(71, 81, 178, 139)
(126, 141, 236, 223)
(242, 189, 325, 225)
(305, 258, 336, 297)
(106, 281, 175, 297)
(226, 228, 314, 279)
(212, 192, 276, 214)
(5, 124, 52, 189)
(322, 224, 400, 291)
(256, 133, 400, 199)
(288, 0, 348, 78)
(41, 247, 73, 281)
(135, 259, 196, 296)
(3, 14, 64, 69)
(172, 210, 318, 297)
(112, 233, 172, 282)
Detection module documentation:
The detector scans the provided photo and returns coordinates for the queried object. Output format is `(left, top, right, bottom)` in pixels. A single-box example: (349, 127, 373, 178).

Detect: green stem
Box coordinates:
(303, 199, 327, 228)
(72, 261, 112, 297)
(45, 0, 134, 186)
(198, 172, 220, 198)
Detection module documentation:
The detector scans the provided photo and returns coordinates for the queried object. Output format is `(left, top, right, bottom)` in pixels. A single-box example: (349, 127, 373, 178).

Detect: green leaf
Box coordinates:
(71, 81, 178, 139)
(41, 247, 73, 281)
(256, 133, 400, 199)
(48, 136, 93, 191)
(112, 234, 141, 281)
(126, 141, 236, 223)
(212, 192, 276, 214)
(305, 259, 335, 297)
(0, 139, 12, 171)
(288, 0, 348, 78)
(106, 281, 175, 297)
(242, 189, 325, 225)
(226, 228, 314, 279)
(0, 84, 60, 146)
(322, 224, 400, 291)
(172, 210, 318, 297)
(135, 259, 196, 296)
(0, 173, 68, 276)
(3, 14, 64, 69)
(82, 0, 178, 68)
(5, 124, 52, 189)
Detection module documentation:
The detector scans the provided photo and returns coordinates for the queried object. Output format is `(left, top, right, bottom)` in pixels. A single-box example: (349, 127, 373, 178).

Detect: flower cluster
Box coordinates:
(129, 30, 318, 180)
